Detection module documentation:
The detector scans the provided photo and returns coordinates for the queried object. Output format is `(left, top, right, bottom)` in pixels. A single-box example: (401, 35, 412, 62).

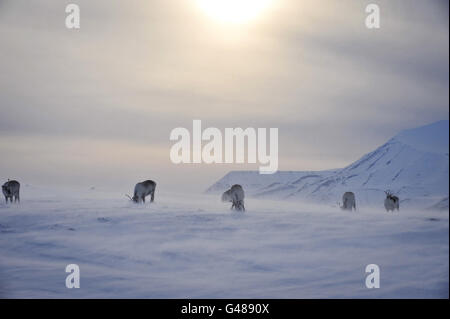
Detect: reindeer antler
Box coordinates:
(385, 190, 396, 198)
(125, 194, 132, 200)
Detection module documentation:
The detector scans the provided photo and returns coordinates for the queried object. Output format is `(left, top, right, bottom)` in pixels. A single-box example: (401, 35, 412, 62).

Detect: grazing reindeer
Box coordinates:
(2, 180, 20, 203)
(340, 192, 356, 211)
(126, 180, 156, 203)
(222, 184, 245, 211)
(384, 191, 399, 212)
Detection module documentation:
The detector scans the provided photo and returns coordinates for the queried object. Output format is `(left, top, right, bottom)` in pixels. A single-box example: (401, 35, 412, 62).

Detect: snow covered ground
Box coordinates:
(0, 186, 448, 298)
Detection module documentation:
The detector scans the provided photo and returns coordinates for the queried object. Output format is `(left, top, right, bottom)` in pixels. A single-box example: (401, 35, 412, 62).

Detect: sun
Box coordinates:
(196, 0, 273, 24)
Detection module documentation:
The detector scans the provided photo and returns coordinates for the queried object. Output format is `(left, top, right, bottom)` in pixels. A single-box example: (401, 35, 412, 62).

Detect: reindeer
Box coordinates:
(222, 184, 245, 211)
(384, 190, 399, 212)
(340, 192, 356, 211)
(126, 180, 156, 203)
(2, 180, 20, 203)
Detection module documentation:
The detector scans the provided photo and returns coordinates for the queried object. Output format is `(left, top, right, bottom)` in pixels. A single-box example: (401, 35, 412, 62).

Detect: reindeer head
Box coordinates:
(125, 194, 139, 203)
(385, 190, 395, 200)
(221, 190, 232, 202)
(2, 185, 10, 196)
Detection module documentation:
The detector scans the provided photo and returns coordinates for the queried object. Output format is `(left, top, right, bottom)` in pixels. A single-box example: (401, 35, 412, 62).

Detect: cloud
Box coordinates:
(0, 0, 448, 191)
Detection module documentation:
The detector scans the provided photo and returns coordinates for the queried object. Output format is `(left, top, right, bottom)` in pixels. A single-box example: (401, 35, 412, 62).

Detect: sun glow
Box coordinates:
(196, 0, 273, 24)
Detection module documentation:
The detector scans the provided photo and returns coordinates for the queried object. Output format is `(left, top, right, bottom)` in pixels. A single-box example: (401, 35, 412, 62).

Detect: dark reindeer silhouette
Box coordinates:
(384, 190, 399, 212)
(2, 180, 20, 203)
(222, 184, 245, 211)
(126, 180, 156, 203)
(340, 192, 356, 211)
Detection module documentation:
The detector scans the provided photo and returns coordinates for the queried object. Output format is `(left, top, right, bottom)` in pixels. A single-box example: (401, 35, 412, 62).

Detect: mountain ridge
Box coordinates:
(206, 120, 449, 209)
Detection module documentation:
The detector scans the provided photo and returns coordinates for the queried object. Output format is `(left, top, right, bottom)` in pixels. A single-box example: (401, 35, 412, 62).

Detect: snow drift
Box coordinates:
(0, 188, 448, 298)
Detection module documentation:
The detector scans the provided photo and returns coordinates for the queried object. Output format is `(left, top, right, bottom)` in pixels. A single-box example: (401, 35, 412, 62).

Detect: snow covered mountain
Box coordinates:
(206, 120, 449, 209)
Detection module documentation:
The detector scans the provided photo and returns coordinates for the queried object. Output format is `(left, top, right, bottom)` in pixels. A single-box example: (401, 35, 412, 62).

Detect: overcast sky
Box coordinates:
(0, 0, 448, 192)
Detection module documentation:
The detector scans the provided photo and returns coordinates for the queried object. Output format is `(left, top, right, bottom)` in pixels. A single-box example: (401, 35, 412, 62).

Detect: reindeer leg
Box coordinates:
(151, 191, 155, 202)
